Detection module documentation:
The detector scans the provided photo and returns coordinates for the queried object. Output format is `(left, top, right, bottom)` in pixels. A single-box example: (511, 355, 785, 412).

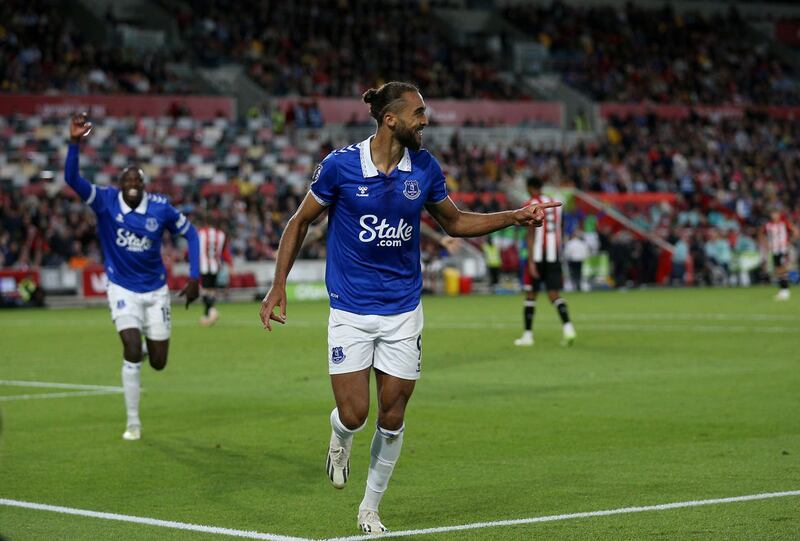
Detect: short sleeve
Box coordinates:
(165, 204, 191, 236)
(426, 155, 448, 204)
(309, 153, 338, 205)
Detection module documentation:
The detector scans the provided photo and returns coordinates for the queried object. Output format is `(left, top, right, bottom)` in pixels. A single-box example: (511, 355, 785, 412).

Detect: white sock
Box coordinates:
(521, 330, 533, 339)
(360, 424, 404, 512)
(121, 360, 141, 428)
(563, 322, 575, 334)
(330, 408, 366, 448)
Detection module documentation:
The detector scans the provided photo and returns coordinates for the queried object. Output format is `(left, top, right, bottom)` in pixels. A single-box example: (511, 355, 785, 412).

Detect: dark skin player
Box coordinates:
(70, 113, 199, 370)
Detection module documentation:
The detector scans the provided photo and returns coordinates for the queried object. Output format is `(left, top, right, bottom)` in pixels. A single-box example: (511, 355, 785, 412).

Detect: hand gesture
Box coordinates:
(513, 201, 562, 227)
(259, 285, 287, 331)
(440, 236, 461, 254)
(179, 278, 200, 309)
(70, 112, 93, 143)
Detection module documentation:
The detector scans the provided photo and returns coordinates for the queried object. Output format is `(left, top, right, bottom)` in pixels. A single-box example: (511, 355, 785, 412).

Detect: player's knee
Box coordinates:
(377, 409, 405, 432)
(338, 406, 368, 430)
(378, 404, 405, 430)
(123, 343, 143, 364)
(149, 353, 168, 371)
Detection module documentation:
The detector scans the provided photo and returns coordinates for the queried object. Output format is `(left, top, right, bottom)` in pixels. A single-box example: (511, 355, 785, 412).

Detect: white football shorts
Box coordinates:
(327, 303, 423, 380)
(107, 282, 171, 340)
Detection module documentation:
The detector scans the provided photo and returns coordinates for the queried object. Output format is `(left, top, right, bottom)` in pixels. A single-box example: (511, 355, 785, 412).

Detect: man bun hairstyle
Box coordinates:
(362, 81, 420, 125)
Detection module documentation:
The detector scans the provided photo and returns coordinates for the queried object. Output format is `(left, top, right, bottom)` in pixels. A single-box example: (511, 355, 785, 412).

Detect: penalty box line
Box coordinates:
(0, 498, 310, 541)
(324, 489, 800, 540)
(1, 490, 798, 541)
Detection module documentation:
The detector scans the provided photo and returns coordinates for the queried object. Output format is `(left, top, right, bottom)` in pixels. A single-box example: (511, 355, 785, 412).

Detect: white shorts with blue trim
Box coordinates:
(107, 282, 171, 340)
(327, 303, 423, 380)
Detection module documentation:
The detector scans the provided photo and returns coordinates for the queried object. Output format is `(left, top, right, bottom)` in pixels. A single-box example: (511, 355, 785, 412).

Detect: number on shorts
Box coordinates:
(161, 306, 171, 323)
(416, 335, 422, 372)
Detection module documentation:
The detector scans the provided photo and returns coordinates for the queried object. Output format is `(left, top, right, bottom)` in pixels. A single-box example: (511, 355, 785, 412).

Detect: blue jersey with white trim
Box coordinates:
(89, 188, 190, 293)
(65, 144, 194, 293)
(310, 137, 448, 315)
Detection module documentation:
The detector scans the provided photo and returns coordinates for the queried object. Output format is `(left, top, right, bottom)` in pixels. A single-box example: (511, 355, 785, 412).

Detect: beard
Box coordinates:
(393, 120, 422, 151)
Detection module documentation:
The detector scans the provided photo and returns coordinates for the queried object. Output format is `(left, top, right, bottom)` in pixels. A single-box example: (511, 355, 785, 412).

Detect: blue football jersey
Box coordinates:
(86, 187, 191, 293)
(310, 137, 448, 315)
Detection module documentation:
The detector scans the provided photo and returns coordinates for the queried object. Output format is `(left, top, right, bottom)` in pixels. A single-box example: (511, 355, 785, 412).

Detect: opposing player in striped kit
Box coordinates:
(762, 210, 797, 301)
(514, 176, 576, 347)
(197, 215, 233, 325)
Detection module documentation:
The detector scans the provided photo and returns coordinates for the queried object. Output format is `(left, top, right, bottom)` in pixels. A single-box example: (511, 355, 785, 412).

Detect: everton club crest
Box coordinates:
(403, 179, 421, 200)
(331, 346, 346, 364)
(145, 217, 159, 232)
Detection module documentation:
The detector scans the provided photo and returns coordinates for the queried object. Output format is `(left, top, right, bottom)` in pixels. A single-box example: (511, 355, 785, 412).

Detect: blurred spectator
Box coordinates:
(670, 231, 690, 285)
(564, 231, 589, 291)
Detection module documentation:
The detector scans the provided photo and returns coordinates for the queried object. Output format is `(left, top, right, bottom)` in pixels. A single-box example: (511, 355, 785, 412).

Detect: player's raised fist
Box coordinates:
(513, 200, 562, 227)
(70, 112, 93, 143)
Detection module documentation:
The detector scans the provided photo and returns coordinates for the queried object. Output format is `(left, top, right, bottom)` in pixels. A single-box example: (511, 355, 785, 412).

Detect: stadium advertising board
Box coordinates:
(81, 265, 108, 298)
(0, 94, 235, 119)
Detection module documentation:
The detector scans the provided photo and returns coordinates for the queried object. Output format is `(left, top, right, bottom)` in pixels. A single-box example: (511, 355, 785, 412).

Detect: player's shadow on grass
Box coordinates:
(144, 437, 320, 494)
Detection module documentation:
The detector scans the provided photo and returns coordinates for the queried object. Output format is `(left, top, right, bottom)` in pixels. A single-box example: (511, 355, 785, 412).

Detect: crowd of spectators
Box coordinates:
(2, 111, 798, 289)
(0, 0, 191, 94)
(504, 1, 800, 105)
(163, 0, 524, 99)
(6, 0, 800, 106)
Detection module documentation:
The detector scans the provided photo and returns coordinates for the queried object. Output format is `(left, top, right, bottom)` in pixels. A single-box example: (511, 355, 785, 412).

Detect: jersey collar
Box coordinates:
(118, 191, 149, 215)
(358, 136, 412, 178)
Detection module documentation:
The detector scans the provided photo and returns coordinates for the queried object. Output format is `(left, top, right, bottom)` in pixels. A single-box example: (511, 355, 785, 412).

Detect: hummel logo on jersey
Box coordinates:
(115, 228, 153, 252)
(358, 215, 413, 247)
(357, 186, 369, 197)
(116, 213, 125, 223)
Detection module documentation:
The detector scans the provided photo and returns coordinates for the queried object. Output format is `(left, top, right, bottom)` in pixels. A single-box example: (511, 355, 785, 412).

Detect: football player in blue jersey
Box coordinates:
(66, 113, 200, 441)
(259, 82, 560, 534)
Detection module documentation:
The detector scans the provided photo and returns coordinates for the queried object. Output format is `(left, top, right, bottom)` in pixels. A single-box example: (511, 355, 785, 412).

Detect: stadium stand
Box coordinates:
(502, 2, 800, 105)
(158, 0, 527, 99)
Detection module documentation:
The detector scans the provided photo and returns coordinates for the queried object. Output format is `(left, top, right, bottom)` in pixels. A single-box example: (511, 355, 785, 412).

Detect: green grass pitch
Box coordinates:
(1, 286, 798, 540)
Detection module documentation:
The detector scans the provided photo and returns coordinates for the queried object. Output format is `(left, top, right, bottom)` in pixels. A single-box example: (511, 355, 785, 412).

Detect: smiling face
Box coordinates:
(120, 167, 145, 209)
(386, 91, 428, 151)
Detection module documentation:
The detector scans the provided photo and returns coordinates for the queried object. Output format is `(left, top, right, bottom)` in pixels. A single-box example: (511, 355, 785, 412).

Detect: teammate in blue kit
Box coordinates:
(66, 113, 200, 441)
(259, 82, 560, 534)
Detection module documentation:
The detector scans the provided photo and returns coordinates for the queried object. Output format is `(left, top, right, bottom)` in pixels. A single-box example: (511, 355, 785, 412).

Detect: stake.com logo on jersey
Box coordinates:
(358, 215, 413, 247)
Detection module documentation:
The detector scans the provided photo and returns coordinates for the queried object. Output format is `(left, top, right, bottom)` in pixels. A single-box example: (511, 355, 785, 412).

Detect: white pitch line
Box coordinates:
(0, 380, 122, 392)
(0, 499, 311, 541)
(3, 490, 798, 541)
(0, 390, 121, 402)
(0, 380, 123, 402)
(323, 490, 800, 541)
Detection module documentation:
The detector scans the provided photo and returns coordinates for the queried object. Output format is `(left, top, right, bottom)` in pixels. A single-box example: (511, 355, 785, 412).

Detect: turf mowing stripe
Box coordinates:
(0, 380, 122, 392)
(0, 390, 121, 401)
(323, 490, 800, 540)
(0, 499, 311, 541)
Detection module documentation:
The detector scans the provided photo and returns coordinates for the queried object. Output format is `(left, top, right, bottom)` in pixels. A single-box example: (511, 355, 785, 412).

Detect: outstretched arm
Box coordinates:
(64, 113, 96, 203)
(259, 192, 328, 331)
(425, 196, 561, 238)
